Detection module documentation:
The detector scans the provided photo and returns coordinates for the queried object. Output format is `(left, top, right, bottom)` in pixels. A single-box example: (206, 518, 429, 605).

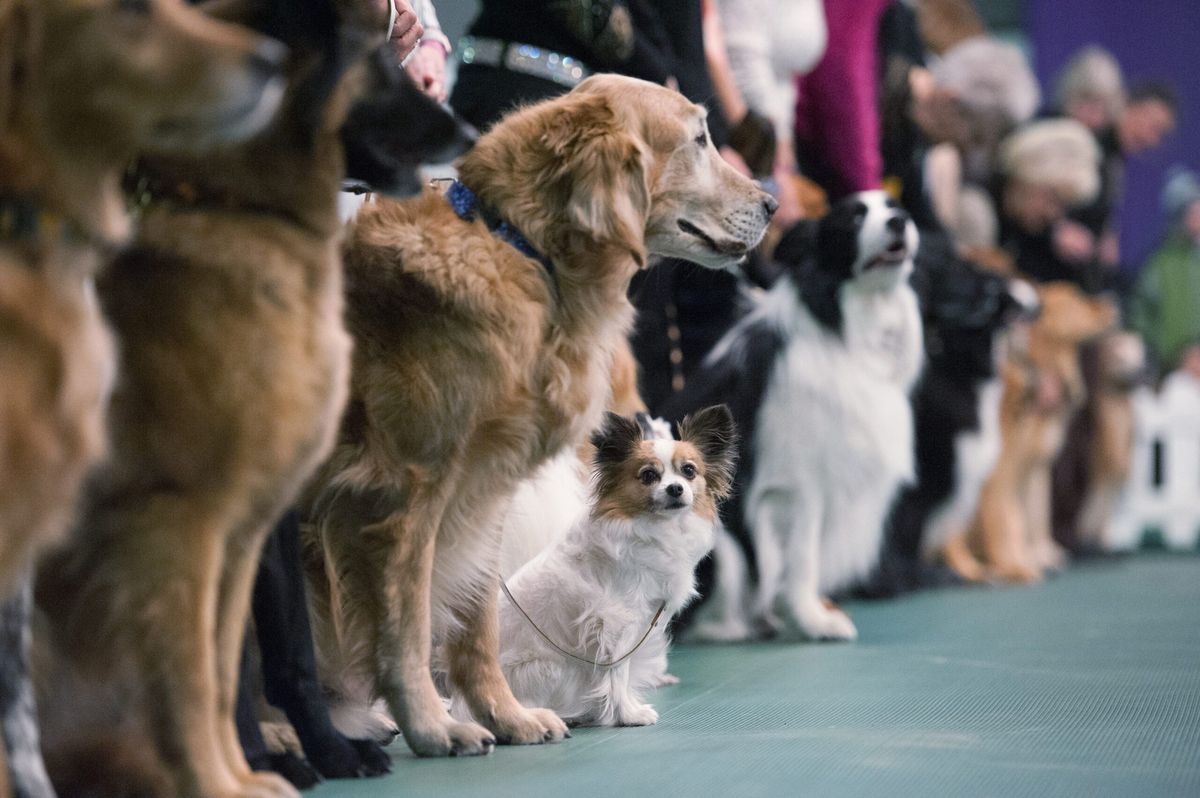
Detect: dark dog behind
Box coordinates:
(34, 0, 397, 794)
(862, 237, 1034, 598)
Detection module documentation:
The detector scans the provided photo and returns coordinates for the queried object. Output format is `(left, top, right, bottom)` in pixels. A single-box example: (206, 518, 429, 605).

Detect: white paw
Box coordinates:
(617, 703, 659, 727)
(793, 600, 858, 642)
(328, 700, 400, 744)
(686, 618, 754, 643)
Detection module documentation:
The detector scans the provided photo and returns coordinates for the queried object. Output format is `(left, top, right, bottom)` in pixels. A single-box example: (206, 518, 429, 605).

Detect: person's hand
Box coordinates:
(1052, 219, 1096, 263)
(728, 109, 776, 178)
(389, 0, 423, 62)
(406, 40, 448, 102)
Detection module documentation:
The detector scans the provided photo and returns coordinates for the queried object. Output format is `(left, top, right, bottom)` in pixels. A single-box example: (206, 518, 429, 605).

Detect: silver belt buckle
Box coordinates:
(459, 36, 591, 89)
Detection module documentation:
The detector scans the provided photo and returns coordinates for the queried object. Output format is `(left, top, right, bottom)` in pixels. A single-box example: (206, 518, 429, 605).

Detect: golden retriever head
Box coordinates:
(0, 0, 287, 236)
(457, 74, 776, 272)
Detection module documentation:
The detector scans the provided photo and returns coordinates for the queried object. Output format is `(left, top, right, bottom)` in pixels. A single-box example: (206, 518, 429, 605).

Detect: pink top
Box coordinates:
(793, 0, 891, 198)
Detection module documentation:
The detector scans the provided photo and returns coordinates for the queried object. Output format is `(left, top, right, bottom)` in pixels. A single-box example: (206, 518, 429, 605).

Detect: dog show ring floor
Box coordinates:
(314, 554, 1200, 797)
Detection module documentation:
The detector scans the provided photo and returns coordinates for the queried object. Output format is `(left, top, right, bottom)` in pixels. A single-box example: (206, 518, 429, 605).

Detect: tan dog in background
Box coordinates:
(0, 0, 283, 596)
(303, 75, 775, 758)
(946, 283, 1116, 583)
(35, 3, 387, 796)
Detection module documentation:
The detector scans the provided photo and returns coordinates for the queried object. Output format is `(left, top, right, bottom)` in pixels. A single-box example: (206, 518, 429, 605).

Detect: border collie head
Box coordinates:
(774, 190, 918, 335)
(819, 190, 919, 290)
(590, 406, 737, 522)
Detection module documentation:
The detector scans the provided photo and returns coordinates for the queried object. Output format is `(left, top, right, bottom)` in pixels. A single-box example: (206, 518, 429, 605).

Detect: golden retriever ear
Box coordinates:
(541, 93, 650, 267)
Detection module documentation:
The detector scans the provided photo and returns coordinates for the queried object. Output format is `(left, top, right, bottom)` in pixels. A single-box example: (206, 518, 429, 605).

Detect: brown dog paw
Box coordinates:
(405, 718, 496, 758)
(486, 706, 569, 745)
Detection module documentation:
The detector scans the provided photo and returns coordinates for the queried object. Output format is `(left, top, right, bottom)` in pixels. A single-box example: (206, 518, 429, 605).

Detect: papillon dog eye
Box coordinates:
(639, 467, 660, 486)
(680, 463, 697, 480)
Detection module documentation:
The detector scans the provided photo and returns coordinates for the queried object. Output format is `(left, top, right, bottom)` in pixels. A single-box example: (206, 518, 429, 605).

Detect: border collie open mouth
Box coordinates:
(865, 238, 908, 270)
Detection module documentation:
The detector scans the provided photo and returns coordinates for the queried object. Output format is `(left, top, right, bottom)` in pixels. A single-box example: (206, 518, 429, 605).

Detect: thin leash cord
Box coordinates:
(500, 582, 666, 671)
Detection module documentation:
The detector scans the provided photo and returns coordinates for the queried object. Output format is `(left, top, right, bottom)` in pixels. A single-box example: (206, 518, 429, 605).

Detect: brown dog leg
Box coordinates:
(444, 571, 568, 746)
(977, 456, 1041, 584)
(940, 532, 986, 583)
(213, 517, 298, 797)
(370, 493, 496, 758)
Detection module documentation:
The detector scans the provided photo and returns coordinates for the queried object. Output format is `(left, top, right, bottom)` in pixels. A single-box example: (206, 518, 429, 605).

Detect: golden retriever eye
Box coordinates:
(694, 129, 708, 147)
(639, 468, 660, 486)
(681, 463, 697, 480)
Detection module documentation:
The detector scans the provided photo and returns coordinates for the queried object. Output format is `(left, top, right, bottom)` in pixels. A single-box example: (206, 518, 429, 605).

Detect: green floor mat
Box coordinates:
(312, 555, 1200, 797)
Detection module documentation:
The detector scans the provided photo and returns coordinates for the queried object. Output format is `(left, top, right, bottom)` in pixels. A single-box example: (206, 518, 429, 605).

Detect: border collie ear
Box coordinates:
(678, 405, 738, 498)
(542, 92, 650, 267)
(591, 411, 644, 469)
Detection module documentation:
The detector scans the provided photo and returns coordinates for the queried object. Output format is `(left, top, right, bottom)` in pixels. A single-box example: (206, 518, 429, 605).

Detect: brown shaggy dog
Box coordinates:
(35, 3, 388, 796)
(0, 0, 283, 597)
(303, 74, 775, 757)
(944, 283, 1116, 583)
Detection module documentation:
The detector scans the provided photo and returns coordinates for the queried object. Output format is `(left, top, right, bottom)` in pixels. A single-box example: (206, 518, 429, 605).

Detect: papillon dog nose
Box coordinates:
(886, 214, 908, 233)
(666, 483, 684, 498)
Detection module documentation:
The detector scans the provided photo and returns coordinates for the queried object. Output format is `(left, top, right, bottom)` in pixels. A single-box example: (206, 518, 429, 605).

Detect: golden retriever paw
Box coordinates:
(486, 706, 569, 745)
(405, 717, 496, 757)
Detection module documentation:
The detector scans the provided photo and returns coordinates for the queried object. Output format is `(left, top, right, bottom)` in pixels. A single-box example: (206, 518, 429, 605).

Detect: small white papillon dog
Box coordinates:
(464, 406, 736, 727)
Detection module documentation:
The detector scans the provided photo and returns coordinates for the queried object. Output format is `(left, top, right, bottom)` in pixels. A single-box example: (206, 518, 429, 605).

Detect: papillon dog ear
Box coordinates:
(678, 404, 738, 499)
(591, 411, 644, 469)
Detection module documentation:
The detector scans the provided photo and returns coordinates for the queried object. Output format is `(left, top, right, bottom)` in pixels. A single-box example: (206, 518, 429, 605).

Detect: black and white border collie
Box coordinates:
(863, 238, 1038, 598)
(665, 191, 922, 641)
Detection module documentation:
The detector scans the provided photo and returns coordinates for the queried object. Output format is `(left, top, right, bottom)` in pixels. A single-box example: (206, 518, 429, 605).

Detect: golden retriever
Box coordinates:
(302, 74, 775, 757)
(35, 2, 389, 796)
(0, 0, 283, 597)
(943, 283, 1116, 583)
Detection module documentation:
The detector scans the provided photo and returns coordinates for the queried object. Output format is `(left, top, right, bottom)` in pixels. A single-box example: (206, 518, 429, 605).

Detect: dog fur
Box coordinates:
(665, 192, 923, 642)
(232, 45, 472, 788)
(472, 407, 735, 728)
(0, 0, 283, 596)
(864, 241, 1037, 597)
(1, 2, 284, 795)
(35, 2, 388, 795)
(953, 283, 1117, 583)
(301, 74, 774, 758)
(1052, 332, 1145, 553)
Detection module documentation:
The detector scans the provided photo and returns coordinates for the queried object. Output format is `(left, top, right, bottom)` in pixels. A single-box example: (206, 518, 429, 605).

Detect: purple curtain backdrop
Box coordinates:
(1026, 0, 1200, 274)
